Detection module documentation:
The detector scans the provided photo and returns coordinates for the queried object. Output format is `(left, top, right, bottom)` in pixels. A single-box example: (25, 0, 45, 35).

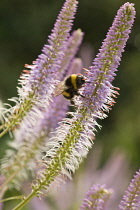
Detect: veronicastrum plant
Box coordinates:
(0, 1, 139, 210)
(0, 0, 83, 196)
(0, 30, 84, 194)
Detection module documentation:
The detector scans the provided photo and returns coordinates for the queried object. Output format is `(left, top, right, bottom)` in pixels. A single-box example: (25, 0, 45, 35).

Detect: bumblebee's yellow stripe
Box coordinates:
(71, 74, 77, 89)
(63, 91, 70, 97)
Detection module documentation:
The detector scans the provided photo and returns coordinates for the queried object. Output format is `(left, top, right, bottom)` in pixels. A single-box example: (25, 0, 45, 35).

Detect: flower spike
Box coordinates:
(0, 0, 78, 137)
(82, 2, 136, 113)
(0, 28, 84, 192)
(79, 184, 112, 210)
(119, 168, 140, 210)
(0, 95, 69, 191)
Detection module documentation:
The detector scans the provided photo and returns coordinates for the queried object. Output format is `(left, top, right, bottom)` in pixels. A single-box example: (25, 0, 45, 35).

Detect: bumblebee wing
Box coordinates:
(53, 81, 67, 96)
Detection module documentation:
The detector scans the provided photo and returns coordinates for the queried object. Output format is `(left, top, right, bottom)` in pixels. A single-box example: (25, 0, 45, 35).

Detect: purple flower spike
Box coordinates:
(79, 184, 112, 210)
(20, 0, 79, 99)
(0, 0, 78, 137)
(119, 169, 140, 210)
(82, 2, 136, 113)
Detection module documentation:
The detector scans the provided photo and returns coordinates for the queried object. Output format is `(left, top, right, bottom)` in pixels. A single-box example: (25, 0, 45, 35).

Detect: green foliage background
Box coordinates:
(0, 0, 139, 208)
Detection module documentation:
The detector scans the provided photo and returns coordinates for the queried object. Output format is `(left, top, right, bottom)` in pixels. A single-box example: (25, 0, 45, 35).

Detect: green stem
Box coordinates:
(12, 190, 36, 210)
(0, 195, 24, 203)
(12, 173, 50, 210)
(0, 93, 34, 139)
(0, 124, 4, 130)
(0, 126, 11, 138)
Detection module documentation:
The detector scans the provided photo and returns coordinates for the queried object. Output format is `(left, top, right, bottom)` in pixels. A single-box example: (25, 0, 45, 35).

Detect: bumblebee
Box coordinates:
(54, 74, 86, 104)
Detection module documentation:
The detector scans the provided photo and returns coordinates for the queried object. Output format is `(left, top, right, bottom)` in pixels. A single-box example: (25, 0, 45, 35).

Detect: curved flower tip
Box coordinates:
(119, 168, 140, 210)
(79, 184, 112, 210)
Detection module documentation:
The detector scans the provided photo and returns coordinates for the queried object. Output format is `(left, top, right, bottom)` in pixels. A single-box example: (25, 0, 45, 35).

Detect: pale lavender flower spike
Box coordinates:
(119, 169, 140, 210)
(0, 0, 81, 192)
(0, 0, 79, 137)
(0, 27, 84, 191)
(79, 184, 112, 210)
(58, 29, 84, 79)
(0, 29, 84, 191)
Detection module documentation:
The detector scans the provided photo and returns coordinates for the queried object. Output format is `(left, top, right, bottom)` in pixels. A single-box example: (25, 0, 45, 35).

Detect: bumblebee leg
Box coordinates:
(79, 94, 85, 98)
(70, 100, 75, 105)
(69, 100, 77, 112)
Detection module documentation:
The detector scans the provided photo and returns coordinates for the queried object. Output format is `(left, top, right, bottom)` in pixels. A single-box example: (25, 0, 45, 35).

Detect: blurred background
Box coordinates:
(0, 0, 139, 209)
